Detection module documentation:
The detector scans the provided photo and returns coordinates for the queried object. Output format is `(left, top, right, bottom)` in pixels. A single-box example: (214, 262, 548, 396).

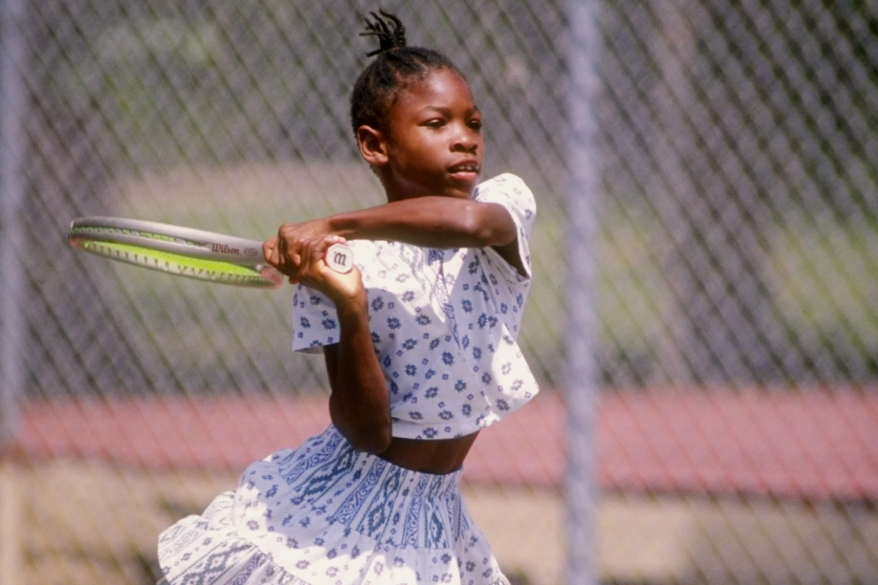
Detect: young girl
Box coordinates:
(157, 11, 538, 585)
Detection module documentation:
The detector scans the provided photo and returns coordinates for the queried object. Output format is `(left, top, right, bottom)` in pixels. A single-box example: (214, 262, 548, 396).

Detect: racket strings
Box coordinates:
(75, 239, 281, 289)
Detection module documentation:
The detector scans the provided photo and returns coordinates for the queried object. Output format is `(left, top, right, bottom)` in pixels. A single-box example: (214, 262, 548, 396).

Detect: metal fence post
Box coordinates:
(0, 0, 27, 446)
(565, 1, 601, 584)
(0, 3, 28, 585)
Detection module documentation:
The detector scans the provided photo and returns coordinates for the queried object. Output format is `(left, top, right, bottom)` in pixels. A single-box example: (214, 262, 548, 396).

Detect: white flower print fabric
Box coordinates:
(292, 174, 539, 439)
(158, 425, 510, 585)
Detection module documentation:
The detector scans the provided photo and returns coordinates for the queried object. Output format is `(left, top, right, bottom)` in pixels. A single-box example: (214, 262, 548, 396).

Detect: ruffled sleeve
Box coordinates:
(473, 173, 537, 283)
(291, 284, 340, 354)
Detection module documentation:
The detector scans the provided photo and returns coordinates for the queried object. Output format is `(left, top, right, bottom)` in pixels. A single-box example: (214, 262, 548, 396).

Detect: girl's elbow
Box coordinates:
(330, 404, 392, 453)
(461, 215, 500, 247)
(345, 422, 392, 454)
(466, 205, 516, 247)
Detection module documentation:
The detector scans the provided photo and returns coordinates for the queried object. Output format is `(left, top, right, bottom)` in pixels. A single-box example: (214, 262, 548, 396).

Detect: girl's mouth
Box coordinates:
(448, 162, 481, 180)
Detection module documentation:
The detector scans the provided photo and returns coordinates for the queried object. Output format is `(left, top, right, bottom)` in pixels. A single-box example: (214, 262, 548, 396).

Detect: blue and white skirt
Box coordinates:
(157, 425, 508, 585)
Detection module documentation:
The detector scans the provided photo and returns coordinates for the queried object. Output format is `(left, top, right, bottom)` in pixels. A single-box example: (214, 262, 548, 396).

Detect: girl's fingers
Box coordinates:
(297, 236, 326, 273)
(276, 229, 302, 264)
(289, 239, 304, 268)
(263, 236, 279, 266)
(299, 235, 343, 266)
(295, 236, 362, 303)
(268, 231, 350, 289)
(297, 236, 353, 282)
(265, 231, 309, 281)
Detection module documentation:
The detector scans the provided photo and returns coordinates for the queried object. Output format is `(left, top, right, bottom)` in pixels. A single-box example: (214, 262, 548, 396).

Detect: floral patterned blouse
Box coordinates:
(292, 173, 538, 440)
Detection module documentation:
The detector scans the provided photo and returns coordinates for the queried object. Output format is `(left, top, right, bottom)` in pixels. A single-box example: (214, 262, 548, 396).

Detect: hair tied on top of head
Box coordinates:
(361, 10, 407, 57)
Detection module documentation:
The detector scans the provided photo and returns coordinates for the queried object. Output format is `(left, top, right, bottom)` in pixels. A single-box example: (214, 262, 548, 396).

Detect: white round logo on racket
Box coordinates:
(324, 243, 354, 274)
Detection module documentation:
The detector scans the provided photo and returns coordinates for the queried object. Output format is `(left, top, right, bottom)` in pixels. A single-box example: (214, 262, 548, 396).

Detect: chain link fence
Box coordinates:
(1, 1, 876, 584)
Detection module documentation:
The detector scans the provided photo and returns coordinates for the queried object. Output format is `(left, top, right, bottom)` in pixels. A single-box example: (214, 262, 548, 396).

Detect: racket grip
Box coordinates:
(324, 243, 354, 273)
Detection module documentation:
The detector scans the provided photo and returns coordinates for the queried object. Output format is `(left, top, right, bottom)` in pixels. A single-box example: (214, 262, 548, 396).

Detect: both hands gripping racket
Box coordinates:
(68, 216, 354, 289)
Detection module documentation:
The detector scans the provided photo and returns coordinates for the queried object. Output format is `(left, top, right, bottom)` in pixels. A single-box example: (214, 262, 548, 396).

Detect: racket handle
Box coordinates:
(324, 243, 354, 273)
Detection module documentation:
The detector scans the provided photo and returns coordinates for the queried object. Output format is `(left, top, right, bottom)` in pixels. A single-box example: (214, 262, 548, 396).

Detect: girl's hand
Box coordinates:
(263, 219, 333, 283)
(289, 234, 364, 306)
(263, 234, 303, 283)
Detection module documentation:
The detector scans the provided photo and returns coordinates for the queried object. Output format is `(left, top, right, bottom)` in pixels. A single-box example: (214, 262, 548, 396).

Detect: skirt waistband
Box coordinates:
(269, 424, 464, 500)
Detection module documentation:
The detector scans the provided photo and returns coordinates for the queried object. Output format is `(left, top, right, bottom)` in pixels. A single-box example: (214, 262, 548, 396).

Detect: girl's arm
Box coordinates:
(288, 235, 391, 454)
(268, 196, 525, 277)
(324, 310, 392, 454)
(323, 196, 516, 248)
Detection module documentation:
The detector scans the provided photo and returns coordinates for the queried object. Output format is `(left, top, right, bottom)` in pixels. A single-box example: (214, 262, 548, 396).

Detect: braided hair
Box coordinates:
(350, 10, 466, 134)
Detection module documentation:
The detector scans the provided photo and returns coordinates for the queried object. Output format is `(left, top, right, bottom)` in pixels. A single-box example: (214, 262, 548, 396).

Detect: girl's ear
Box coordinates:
(356, 125, 389, 167)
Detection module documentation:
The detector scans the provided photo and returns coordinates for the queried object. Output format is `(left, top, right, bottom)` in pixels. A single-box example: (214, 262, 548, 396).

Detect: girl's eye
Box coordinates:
(424, 119, 445, 128)
(468, 119, 483, 130)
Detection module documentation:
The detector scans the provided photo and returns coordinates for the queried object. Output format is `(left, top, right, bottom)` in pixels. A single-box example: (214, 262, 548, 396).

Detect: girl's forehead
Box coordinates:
(396, 68, 476, 110)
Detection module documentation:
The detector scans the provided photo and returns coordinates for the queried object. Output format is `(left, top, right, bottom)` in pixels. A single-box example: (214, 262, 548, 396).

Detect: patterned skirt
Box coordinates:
(157, 425, 509, 585)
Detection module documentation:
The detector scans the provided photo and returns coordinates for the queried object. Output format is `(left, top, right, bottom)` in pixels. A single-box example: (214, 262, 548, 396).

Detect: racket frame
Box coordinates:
(68, 216, 355, 288)
(68, 216, 266, 265)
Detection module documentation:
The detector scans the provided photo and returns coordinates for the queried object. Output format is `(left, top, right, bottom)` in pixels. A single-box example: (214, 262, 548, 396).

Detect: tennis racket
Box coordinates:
(68, 216, 354, 289)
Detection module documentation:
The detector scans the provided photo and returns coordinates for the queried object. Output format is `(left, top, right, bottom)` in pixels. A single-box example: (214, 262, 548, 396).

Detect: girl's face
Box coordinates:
(379, 68, 484, 201)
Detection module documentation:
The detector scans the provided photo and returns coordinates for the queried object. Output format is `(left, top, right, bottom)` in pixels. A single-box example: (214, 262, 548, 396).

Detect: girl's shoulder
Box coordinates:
(474, 173, 536, 229)
(475, 173, 534, 201)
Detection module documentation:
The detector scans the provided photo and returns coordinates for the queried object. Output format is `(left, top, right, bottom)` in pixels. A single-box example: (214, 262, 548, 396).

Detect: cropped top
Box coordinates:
(291, 173, 539, 439)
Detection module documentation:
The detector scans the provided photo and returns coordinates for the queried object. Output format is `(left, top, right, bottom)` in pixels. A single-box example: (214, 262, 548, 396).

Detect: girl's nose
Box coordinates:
(451, 127, 478, 152)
